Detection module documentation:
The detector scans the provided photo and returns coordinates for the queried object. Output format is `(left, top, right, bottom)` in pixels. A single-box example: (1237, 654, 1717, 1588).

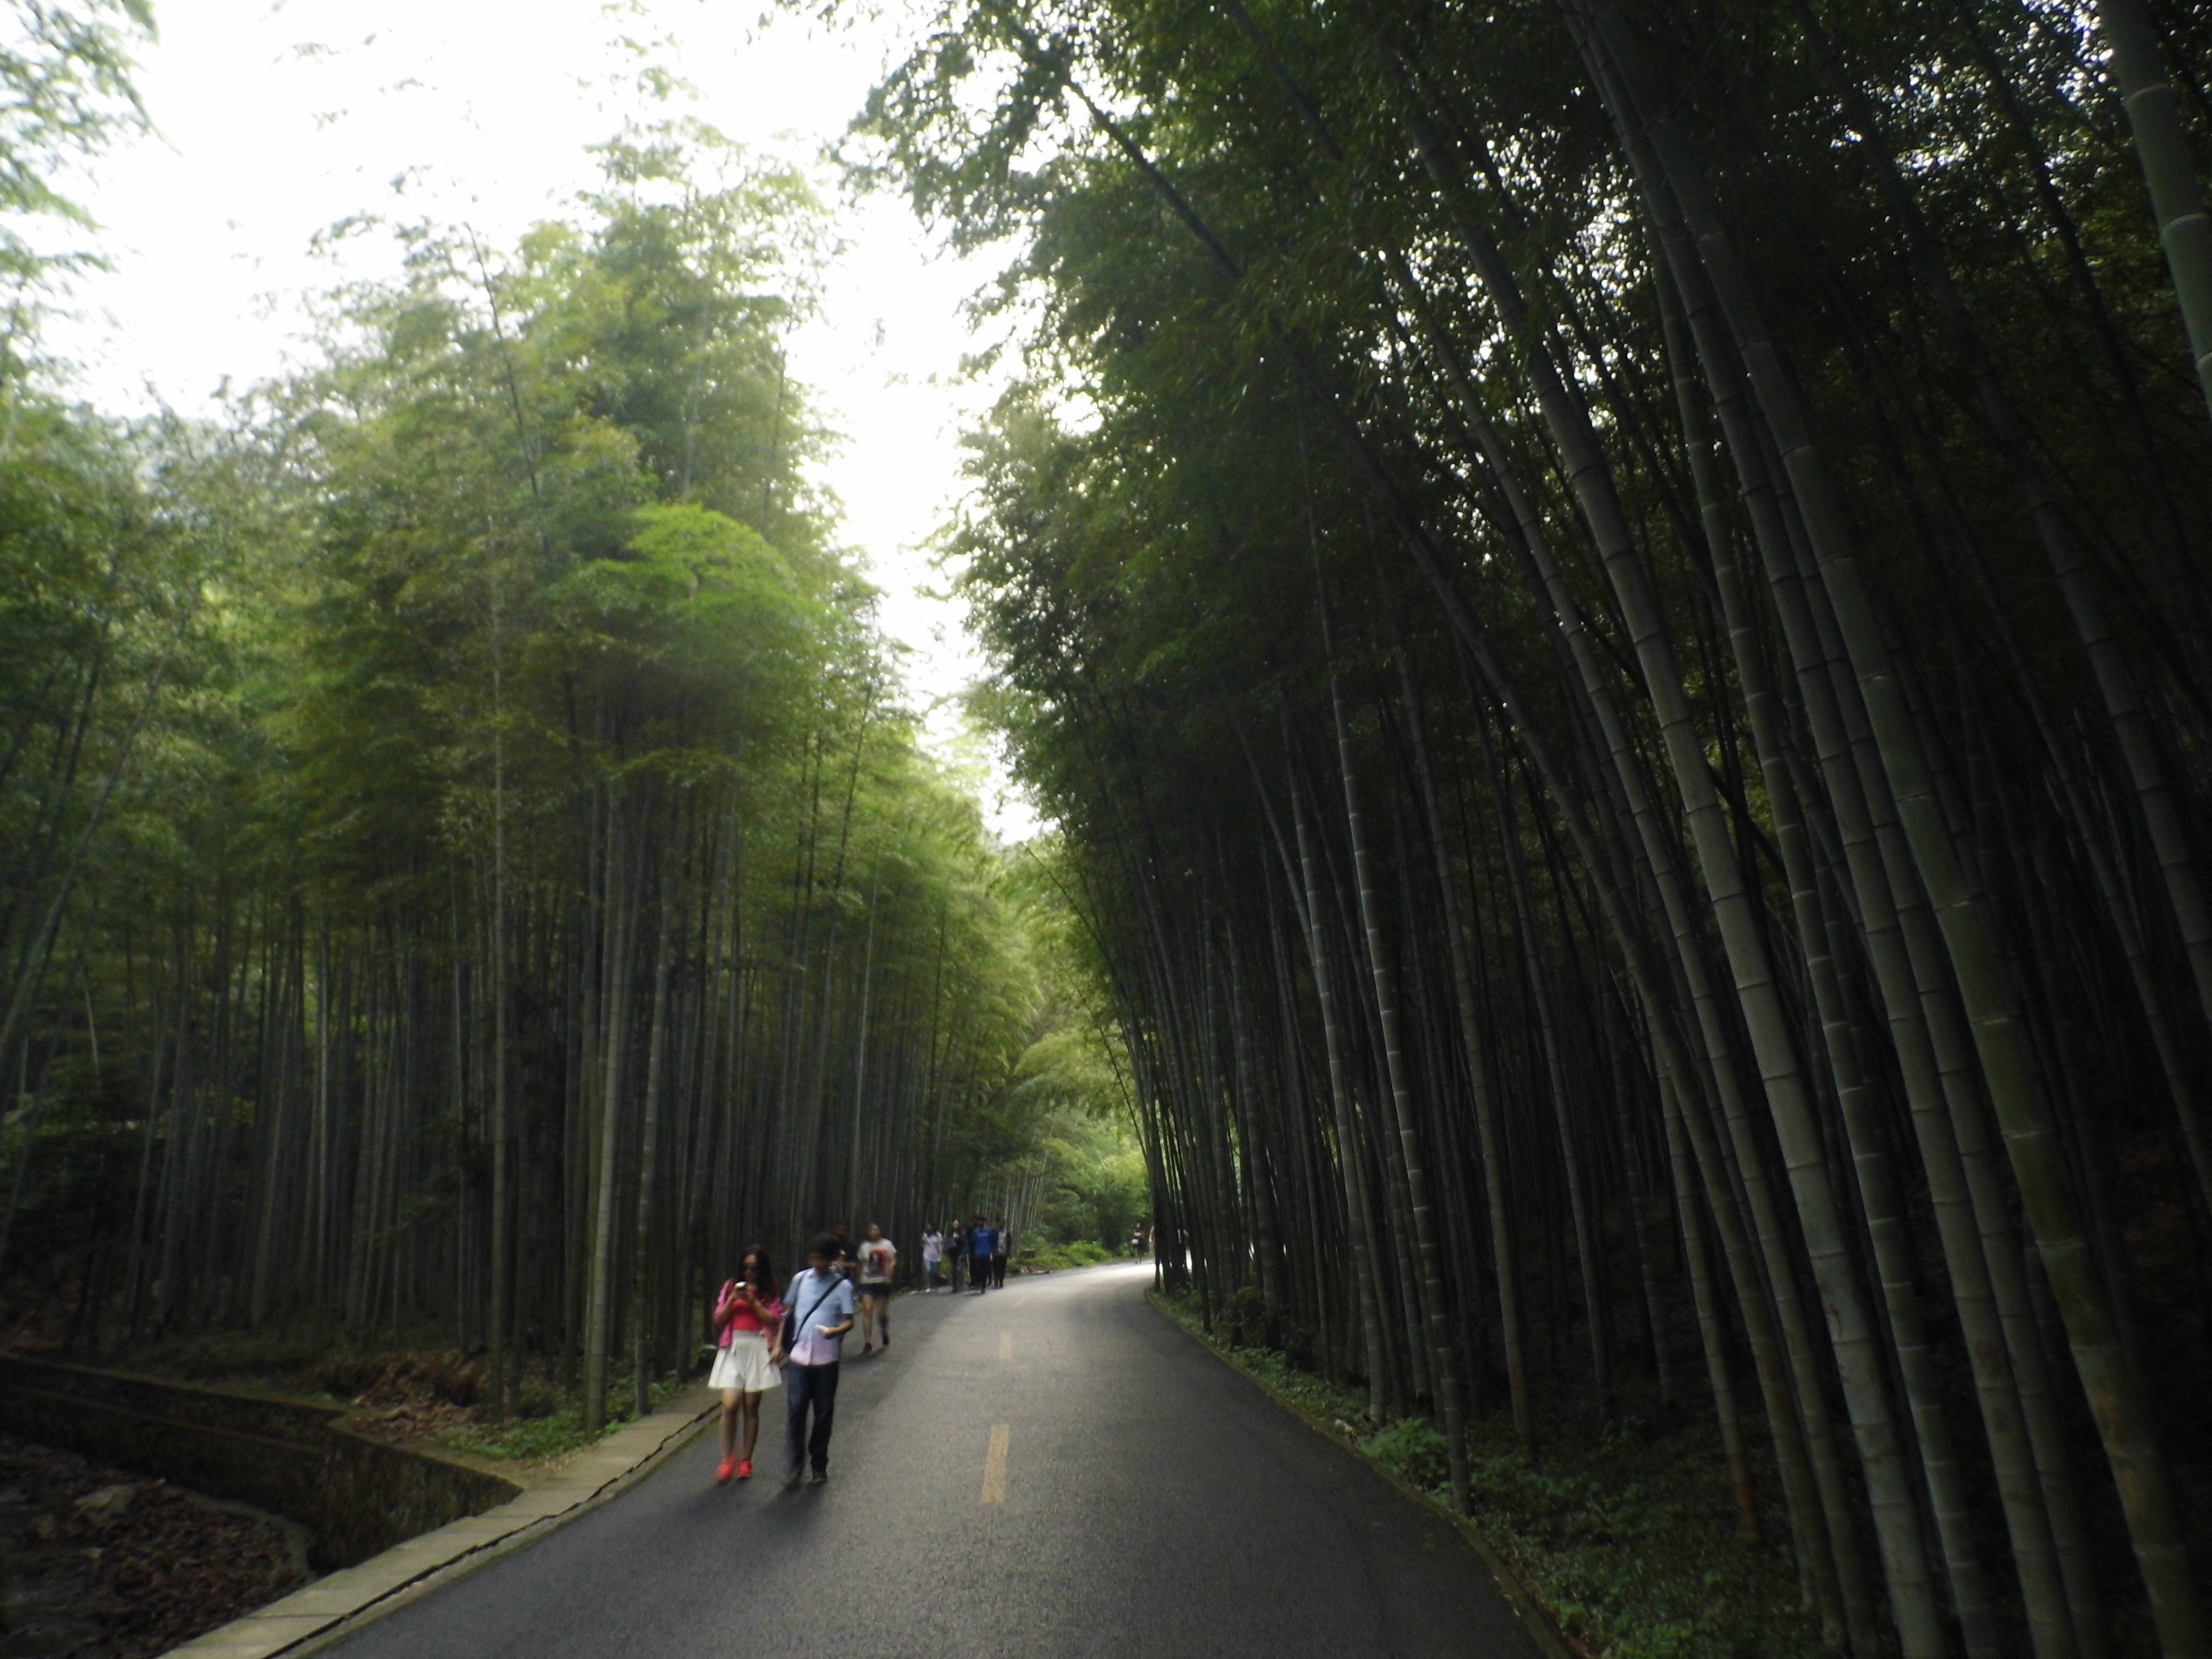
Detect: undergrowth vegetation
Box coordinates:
(1153, 1288, 1820, 1659)
(1018, 1239, 1118, 1273)
(124, 1331, 687, 1467)
(436, 1373, 692, 1464)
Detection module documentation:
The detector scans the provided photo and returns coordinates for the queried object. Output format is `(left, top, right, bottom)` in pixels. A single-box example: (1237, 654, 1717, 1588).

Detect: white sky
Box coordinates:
(42, 0, 1045, 840)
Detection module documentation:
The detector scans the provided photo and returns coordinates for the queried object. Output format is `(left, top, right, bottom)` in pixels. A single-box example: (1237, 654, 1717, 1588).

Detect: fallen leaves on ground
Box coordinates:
(0, 1434, 310, 1658)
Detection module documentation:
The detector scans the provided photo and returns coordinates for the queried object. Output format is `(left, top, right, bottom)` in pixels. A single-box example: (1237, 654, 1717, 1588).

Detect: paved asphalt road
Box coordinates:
(329, 1263, 1540, 1658)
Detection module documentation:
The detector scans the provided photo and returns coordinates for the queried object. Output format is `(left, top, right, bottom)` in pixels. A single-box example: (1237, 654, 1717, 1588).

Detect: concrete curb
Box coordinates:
(163, 1386, 720, 1659)
(1145, 1295, 1578, 1659)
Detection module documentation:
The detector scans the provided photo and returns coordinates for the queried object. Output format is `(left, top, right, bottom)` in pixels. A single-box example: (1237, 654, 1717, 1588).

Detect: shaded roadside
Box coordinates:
(1150, 1287, 1820, 1659)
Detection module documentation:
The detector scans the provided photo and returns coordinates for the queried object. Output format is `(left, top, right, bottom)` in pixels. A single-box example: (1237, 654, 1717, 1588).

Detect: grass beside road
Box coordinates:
(1150, 1287, 1822, 1659)
(435, 1370, 693, 1464)
(113, 1327, 694, 1469)
(1016, 1239, 1119, 1273)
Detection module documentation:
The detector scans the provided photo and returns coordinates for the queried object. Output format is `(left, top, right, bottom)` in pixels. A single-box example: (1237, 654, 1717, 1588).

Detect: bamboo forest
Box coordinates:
(0, 22, 1137, 1450)
(8, 0, 2212, 1652)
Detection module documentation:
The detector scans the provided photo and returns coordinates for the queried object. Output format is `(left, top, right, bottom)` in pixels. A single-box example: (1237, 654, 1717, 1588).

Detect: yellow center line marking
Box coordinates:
(981, 1423, 1010, 1504)
(999, 1331, 1012, 1361)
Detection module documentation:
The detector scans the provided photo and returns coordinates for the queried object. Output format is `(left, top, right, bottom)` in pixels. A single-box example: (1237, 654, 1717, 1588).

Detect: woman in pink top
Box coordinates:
(709, 1245, 782, 1481)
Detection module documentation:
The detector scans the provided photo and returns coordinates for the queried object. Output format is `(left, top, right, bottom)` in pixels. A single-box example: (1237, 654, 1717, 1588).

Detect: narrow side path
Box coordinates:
(322, 1264, 1541, 1658)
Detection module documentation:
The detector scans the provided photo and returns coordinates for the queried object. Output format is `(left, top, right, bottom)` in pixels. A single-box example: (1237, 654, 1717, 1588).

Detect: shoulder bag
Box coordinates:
(778, 1275, 841, 1364)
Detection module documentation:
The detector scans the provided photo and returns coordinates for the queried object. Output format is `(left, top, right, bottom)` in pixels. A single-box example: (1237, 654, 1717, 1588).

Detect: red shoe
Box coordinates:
(737, 1460, 752, 1480)
(716, 1458, 735, 1483)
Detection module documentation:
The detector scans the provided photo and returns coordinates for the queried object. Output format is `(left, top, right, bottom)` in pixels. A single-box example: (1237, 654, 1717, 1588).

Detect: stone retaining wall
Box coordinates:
(0, 1355, 520, 1570)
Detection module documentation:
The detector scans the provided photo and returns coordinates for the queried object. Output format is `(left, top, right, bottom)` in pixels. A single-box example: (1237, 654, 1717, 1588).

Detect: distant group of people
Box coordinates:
(705, 1214, 1013, 1489)
(919, 1217, 1011, 1293)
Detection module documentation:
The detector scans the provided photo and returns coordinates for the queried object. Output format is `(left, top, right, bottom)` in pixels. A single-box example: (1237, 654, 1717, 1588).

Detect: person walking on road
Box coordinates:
(709, 1246, 782, 1482)
(921, 1224, 944, 1293)
(774, 1235, 855, 1487)
(969, 1217, 994, 1293)
(947, 1219, 967, 1294)
(858, 1224, 897, 1352)
(991, 1221, 1011, 1288)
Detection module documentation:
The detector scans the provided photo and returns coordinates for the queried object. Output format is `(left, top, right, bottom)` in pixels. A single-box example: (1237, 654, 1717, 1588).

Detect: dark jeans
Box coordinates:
(785, 1361, 840, 1475)
(970, 1254, 987, 1290)
(992, 1252, 1007, 1287)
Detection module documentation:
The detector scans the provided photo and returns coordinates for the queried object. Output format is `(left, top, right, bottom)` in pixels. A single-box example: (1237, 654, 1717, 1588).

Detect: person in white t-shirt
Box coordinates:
(857, 1223, 898, 1352)
(921, 1226, 944, 1293)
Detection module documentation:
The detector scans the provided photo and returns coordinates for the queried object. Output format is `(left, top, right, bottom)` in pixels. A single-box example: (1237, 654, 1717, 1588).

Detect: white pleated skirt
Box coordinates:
(709, 1331, 780, 1392)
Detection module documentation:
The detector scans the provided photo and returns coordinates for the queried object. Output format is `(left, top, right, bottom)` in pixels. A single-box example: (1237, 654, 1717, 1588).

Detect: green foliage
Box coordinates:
(948, 836, 1153, 1246)
(1154, 1291, 1819, 1659)
(1018, 1237, 1114, 1271)
(1364, 1418, 1450, 1492)
(861, 0, 2212, 1645)
(1152, 1286, 1370, 1431)
(1026, 1106, 1147, 1246)
(119, 1329, 680, 1466)
(0, 123, 1066, 1395)
(439, 1370, 689, 1464)
(0, 0, 151, 297)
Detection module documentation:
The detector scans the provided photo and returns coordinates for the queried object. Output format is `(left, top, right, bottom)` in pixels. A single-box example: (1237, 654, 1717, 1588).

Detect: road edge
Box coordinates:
(1144, 1290, 1578, 1659)
(161, 1388, 719, 1659)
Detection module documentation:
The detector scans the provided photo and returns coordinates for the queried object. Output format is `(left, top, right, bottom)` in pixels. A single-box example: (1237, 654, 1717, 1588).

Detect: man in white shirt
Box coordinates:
(774, 1234, 856, 1486)
(921, 1226, 944, 1293)
(857, 1224, 898, 1352)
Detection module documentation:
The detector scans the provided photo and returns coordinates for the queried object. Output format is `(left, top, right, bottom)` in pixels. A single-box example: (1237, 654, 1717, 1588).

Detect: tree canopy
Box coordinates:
(857, 0, 2212, 1652)
(0, 108, 1118, 1444)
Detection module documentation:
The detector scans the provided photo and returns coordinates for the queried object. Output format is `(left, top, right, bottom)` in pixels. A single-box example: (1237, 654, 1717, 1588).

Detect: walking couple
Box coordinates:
(709, 1229, 890, 1488)
(967, 1215, 1011, 1291)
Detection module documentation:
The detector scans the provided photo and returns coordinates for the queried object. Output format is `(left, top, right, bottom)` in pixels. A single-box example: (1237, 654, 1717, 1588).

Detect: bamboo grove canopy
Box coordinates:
(859, 0, 2212, 1654)
(0, 116, 1071, 1441)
